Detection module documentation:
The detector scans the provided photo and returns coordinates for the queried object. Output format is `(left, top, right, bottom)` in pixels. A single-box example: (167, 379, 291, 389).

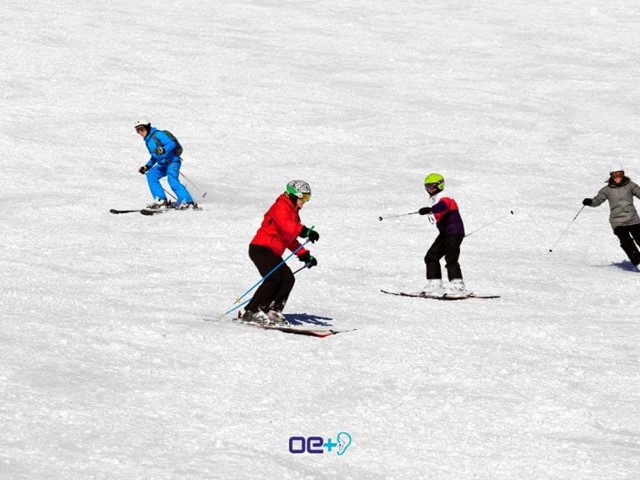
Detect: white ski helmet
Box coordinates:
(134, 119, 151, 130)
(610, 162, 624, 174)
(286, 180, 311, 199)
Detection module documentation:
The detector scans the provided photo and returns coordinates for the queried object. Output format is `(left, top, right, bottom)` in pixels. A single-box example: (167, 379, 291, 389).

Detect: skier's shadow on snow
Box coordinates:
(284, 313, 334, 327)
(594, 260, 639, 272)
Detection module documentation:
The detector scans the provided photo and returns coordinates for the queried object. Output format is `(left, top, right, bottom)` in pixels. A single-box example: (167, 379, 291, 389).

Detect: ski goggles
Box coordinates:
(425, 183, 440, 191)
(286, 184, 311, 203)
(299, 193, 311, 203)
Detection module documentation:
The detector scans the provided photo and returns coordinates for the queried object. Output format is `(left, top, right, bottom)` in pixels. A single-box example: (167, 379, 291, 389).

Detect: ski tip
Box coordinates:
(110, 208, 141, 214)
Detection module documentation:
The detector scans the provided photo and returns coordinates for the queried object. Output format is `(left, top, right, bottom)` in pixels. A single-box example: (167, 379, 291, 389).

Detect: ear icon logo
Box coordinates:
(336, 431, 352, 456)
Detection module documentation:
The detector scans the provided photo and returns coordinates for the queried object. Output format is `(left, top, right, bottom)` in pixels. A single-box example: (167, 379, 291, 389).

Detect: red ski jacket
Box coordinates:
(250, 194, 309, 257)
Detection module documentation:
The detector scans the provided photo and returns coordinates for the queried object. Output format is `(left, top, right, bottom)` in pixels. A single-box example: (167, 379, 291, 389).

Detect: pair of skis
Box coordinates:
(209, 288, 499, 338)
(224, 286, 500, 337)
(110, 206, 202, 216)
(236, 320, 350, 338)
(380, 289, 500, 300)
(231, 310, 352, 337)
(203, 314, 353, 338)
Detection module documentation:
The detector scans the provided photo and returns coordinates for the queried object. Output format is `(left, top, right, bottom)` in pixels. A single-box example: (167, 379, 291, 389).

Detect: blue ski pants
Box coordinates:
(146, 161, 194, 204)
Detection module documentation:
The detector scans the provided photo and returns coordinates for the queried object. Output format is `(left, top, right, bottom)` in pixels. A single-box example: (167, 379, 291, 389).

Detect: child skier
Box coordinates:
(582, 163, 640, 270)
(135, 120, 196, 209)
(242, 180, 320, 326)
(418, 173, 467, 297)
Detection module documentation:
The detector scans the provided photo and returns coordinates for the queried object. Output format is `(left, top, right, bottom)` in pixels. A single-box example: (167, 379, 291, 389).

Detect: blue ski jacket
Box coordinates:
(143, 127, 181, 169)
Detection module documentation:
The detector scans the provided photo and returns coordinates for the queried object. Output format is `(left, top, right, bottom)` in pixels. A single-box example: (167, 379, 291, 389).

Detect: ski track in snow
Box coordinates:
(1, 0, 640, 479)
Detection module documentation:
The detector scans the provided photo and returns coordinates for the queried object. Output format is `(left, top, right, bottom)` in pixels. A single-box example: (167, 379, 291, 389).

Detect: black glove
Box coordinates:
(299, 252, 318, 268)
(418, 207, 432, 215)
(582, 198, 593, 206)
(138, 165, 149, 174)
(300, 226, 320, 243)
(154, 146, 165, 155)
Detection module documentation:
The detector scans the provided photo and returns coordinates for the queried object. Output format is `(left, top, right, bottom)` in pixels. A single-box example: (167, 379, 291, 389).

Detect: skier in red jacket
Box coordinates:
(242, 180, 320, 325)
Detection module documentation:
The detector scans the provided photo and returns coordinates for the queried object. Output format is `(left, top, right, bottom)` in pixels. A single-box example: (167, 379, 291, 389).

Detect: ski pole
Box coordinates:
(465, 210, 515, 238)
(231, 232, 314, 305)
(226, 297, 251, 314)
(140, 167, 177, 200)
(162, 188, 177, 201)
(180, 171, 208, 198)
(292, 265, 309, 275)
(224, 263, 312, 316)
(378, 211, 420, 221)
(548, 206, 585, 253)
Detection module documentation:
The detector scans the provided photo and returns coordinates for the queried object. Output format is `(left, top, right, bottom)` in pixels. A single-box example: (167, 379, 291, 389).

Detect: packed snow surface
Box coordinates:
(1, 0, 639, 478)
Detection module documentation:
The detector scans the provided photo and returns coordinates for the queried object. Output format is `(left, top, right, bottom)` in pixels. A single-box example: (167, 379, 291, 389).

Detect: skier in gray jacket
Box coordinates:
(583, 163, 640, 269)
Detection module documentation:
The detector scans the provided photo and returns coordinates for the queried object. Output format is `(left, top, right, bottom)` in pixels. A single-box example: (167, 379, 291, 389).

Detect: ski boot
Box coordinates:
(419, 278, 444, 298)
(146, 198, 171, 210)
(176, 201, 198, 210)
(241, 309, 270, 326)
(267, 309, 289, 326)
(445, 278, 468, 298)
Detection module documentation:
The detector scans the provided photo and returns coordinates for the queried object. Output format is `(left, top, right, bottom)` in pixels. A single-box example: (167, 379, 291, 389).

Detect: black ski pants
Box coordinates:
(425, 234, 464, 280)
(613, 223, 640, 266)
(245, 244, 295, 313)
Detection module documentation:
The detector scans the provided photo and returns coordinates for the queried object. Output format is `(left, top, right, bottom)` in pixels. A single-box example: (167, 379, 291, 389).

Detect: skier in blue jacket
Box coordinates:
(135, 120, 196, 209)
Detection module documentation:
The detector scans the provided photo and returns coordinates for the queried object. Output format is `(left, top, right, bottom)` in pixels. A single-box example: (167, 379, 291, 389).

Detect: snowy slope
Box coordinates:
(1, 0, 639, 478)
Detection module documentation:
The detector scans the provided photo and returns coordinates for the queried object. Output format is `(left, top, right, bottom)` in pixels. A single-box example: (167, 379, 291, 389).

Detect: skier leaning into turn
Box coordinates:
(582, 163, 640, 270)
(417, 173, 468, 297)
(242, 180, 320, 326)
(135, 120, 196, 210)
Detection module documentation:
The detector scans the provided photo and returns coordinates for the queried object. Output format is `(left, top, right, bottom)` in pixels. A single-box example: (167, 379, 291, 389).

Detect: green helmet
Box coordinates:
(424, 173, 444, 193)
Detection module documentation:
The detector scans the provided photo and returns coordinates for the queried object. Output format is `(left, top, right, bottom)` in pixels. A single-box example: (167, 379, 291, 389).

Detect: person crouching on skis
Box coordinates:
(418, 173, 467, 297)
(242, 180, 320, 326)
(582, 163, 640, 270)
(135, 120, 196, 210)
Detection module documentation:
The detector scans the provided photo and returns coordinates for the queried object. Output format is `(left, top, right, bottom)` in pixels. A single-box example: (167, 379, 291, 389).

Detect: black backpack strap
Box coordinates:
(151, 131, 165, 149)
(152, 130, 182, 157)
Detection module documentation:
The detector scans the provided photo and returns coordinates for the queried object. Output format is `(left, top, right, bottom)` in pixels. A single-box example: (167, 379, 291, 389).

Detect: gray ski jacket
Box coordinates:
(589, 177, 640, 229)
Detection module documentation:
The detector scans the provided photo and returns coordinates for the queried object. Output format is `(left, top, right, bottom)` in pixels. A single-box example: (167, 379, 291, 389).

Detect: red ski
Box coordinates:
(240, 322, 351, 338)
